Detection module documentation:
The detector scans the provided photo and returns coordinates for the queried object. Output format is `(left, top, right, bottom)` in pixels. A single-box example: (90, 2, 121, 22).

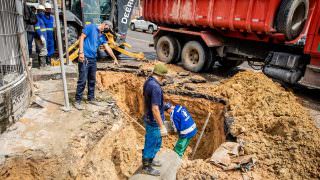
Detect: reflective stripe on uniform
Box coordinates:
(35, 26, 40, 30)
(177, 106, 183, 112)
(46, 28, 53, 31)
(180, 123, 196, 135)
(40, 29, 46, 32)
(184, 115, 190, 122)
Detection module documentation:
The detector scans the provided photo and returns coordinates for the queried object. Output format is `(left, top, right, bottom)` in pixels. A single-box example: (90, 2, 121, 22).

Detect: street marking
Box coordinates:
(126, 36, 153, 44)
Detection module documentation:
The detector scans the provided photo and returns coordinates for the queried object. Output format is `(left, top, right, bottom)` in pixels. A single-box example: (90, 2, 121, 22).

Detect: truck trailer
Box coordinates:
(143, 0, 320, 89)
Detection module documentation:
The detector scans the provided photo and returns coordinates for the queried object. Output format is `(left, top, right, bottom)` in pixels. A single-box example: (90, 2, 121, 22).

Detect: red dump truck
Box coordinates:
(142, 0, 320, 89)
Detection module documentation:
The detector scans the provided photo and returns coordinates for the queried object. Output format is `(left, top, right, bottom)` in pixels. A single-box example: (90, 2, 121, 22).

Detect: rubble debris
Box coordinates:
(210, 142, 257, 172)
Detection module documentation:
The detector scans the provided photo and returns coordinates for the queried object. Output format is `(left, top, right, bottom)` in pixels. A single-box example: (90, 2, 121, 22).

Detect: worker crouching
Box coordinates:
(164, 103, 198, 157)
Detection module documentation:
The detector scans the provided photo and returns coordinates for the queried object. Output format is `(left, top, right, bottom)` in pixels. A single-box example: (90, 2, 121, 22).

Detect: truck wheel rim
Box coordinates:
(160, 42, 170, 57)
(188, 49, 199, 64)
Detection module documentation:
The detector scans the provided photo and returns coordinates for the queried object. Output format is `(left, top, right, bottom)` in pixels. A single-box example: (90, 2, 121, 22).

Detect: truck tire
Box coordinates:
(276, 0, 309, 40)
(202, 49, 215, 72)
(218, 59, 243, 69)
(156, 35, 181, 63)
(148, 25, 154, 33)
(181, 41, 208, 72)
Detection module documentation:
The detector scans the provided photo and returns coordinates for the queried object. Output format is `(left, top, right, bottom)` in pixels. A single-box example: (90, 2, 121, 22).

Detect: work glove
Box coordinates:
(40, 36, 46, 45)
(160, 126, 168, 137)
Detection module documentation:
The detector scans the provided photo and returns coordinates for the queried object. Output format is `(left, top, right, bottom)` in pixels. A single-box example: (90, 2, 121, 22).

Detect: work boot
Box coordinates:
(39, 56, 47, 68)
(74, 101, 85, 110)
(151, 159, 162, 167)
(141, 159, 160, 176)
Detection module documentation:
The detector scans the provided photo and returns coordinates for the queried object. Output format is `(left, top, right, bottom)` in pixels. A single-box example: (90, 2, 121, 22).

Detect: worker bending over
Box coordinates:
(164, 103, 198, 157)
(74, 21, 118, 110)
(142, 63, 169, 176)
(43, 3, 55, 65)
(34, 5, 48, 68)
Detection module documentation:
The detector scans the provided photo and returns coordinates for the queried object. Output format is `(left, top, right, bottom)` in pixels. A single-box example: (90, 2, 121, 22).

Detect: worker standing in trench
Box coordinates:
(74, 21, 119, 110)
(42, 3, 55, 66)
(141, 64, 169, 176)
(164, 103, 198, 157)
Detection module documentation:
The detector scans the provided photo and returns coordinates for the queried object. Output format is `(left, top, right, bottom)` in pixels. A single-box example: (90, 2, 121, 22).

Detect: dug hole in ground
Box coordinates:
(0, 62, 319, 180)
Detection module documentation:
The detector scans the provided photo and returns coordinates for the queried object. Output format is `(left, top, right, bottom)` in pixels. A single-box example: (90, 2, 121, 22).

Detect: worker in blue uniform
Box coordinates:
(141, 63, 169, 176)
(43, 3, 55, 65)
(74, 21, 118, 110)
(34, 5, 48, 68)
(164, 103, 198, 157)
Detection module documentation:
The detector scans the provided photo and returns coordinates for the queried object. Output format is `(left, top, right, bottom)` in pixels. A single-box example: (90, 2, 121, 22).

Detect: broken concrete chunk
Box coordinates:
(184, 84, 195, 91)
(189, 75, 207, 83)
(178, 71, 190, 77)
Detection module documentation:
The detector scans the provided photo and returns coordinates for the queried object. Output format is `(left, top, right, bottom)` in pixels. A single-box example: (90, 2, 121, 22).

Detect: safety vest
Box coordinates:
(34, 14, 47, 39)
(170, 105, 197, 138)
(42, 14, 55, 56)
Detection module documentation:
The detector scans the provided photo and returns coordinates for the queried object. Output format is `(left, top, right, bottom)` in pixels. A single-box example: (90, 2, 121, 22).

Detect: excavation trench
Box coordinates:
(0, 70, 228, 179)
(96, 71, 227, 159)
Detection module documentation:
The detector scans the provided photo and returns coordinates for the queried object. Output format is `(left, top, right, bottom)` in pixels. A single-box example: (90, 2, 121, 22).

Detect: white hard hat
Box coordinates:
(37, 4, 45, 11)
(44, 3, 52, 9)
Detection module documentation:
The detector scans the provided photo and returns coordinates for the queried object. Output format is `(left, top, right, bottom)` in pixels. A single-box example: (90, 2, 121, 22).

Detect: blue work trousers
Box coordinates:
(27, 31, 35, 55)
(142, 123, 162, 159)
(75, 58, 97, 102)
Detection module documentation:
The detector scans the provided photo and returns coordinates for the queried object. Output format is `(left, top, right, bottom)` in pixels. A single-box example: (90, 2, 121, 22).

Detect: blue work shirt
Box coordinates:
(34, 13, 47, 38)
(170, 105, 197, 138)
(143, 76, 165, 127)
(82, 24, 107, 59)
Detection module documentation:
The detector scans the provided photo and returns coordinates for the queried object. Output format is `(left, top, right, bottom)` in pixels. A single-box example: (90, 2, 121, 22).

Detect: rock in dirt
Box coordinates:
(178, 71, 190, 77)
(189, 75, 207, 83)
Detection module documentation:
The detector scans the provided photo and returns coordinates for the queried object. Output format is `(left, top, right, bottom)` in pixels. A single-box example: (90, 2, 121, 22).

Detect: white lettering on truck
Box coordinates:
(121, 0, 135, 24)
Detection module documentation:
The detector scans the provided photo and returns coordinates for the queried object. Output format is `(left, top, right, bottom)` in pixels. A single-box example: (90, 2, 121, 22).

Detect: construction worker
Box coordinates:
(74, 21, 118, 110)
(43, 3, 55, 65)
(164, 103, 198, 157)
(25, 5, 37, 56)
(141, 63, 169, 176)
(34, 4, 48, 68)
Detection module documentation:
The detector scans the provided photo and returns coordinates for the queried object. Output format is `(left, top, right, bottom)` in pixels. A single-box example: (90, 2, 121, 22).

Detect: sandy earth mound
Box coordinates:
(178, 71, 320, 179)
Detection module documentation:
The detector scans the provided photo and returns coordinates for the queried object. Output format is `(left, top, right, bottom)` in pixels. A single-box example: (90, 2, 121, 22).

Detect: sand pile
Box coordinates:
(210, 71, 320, 179)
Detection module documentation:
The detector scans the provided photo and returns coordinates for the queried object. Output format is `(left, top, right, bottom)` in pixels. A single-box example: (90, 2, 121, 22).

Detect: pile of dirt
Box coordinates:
(210, 71, 320, 179)
(95, 67, 319, 179)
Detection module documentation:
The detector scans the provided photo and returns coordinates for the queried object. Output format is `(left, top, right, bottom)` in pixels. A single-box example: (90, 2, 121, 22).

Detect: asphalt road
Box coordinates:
(125, 30, 157, 60)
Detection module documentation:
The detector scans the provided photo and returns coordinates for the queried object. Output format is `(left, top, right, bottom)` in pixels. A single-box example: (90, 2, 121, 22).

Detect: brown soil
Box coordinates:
(96, 66, 320, 179)
(1, 63, 319, 180)
(210, 71, 320, 179)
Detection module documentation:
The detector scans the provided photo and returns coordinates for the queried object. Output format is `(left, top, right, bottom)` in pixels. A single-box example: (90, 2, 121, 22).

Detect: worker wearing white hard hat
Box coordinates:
(35, 4, 48, 68)
(43, 2, 55, 65)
